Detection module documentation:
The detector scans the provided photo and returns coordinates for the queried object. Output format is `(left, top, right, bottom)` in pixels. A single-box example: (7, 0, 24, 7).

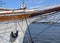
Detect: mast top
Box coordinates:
(20, 0, 26, 10)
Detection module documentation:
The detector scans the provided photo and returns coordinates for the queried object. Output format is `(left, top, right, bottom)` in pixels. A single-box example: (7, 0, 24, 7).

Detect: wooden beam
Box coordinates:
(0, 14, 30, 22)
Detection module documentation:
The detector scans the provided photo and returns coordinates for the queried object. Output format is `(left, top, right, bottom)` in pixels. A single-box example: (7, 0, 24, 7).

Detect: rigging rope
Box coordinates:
(18, 18, 30, 43)
(18, 21, 30, 43)
(32, 11, 60, 38)
(13, 9, 30, 43)
(25, 18, 34, 43)
(33, 23, 53, 38)
(12, 10, 18, 32)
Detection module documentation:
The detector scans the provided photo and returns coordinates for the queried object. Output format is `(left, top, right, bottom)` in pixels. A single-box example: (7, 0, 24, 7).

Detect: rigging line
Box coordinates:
(21, 9, 34, 43)
(14, 16, 18, 31)
(41, 12, 57, 21)
(33, 12, 60, 38)
(26, 16, 36, 43)
(16, 13, 30, 43)
(17, 20, 30, 43)
(12, 10, 18, 31)
(21, 0, 34, 40)
(20, 0, 33, 42)
(42, 11, 58, 18)
(15, 0, 30, 42)
(25, 17, 34, 43)
(51, 13, 60, 26)
(40, 22, 60, 27)
(33, 22, 60, 38)
(33, 25, 52, 38)
(45, 11, 60, 23)
(33, 11, 60, 38)
(41, 11, 58, 21)
(33, 24, 53, 38)
(33, 12, 56, 23)
(54, 12, 60, 22)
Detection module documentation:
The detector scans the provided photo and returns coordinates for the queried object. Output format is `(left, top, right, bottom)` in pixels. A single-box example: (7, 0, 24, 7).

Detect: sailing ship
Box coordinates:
(0, 0, 60, 43)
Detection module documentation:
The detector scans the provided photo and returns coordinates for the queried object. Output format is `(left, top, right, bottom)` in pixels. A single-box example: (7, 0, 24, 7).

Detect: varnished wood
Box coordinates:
(0, 6, 60, 22)
(0, 14, 30, 22)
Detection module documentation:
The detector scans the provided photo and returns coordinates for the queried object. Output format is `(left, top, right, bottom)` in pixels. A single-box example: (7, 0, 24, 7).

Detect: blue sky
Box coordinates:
(1, 0, 60, 9)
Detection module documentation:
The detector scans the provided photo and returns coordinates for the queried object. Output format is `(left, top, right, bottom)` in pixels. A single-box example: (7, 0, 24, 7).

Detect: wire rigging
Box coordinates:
(18, 21, 30, 43)
(25, 18, 34, 43)
(12, 10, 18, 32)
(24, 14, 33, 43)
(33, 24, 53, 38)
(32, 11, 60, 38)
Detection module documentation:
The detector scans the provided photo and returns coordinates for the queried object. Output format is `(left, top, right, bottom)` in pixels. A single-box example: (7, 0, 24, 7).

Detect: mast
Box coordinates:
(21, 0, 26, 10)
(21, 0, 34, 43)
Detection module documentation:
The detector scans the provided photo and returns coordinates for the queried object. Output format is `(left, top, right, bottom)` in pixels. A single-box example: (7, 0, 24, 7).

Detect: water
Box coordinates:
(23, 23, 60, 43)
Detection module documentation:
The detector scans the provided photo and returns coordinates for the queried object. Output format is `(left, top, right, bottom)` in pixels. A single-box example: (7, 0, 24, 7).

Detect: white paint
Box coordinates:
(0, 16, 40, 43)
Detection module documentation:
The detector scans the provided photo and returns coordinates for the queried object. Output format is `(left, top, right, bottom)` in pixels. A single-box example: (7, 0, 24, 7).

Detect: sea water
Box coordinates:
(23, 23, 60, 43)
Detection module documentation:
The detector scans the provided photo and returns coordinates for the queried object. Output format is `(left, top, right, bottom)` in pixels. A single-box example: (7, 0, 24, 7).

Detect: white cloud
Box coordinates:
(30, 0, 45, 4)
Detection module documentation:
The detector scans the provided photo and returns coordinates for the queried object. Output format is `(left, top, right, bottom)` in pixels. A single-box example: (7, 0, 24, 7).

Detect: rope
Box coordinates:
(14, 9, 30, 43)
(32, 11, 60, 38)
(14, 16, 18, 31)
(18, 20, 30, 43)
(33, 23, 53, 38)
(18, 8, 34, 43)
(24, 16, 34, 43)
(12, 10, 18, 32)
